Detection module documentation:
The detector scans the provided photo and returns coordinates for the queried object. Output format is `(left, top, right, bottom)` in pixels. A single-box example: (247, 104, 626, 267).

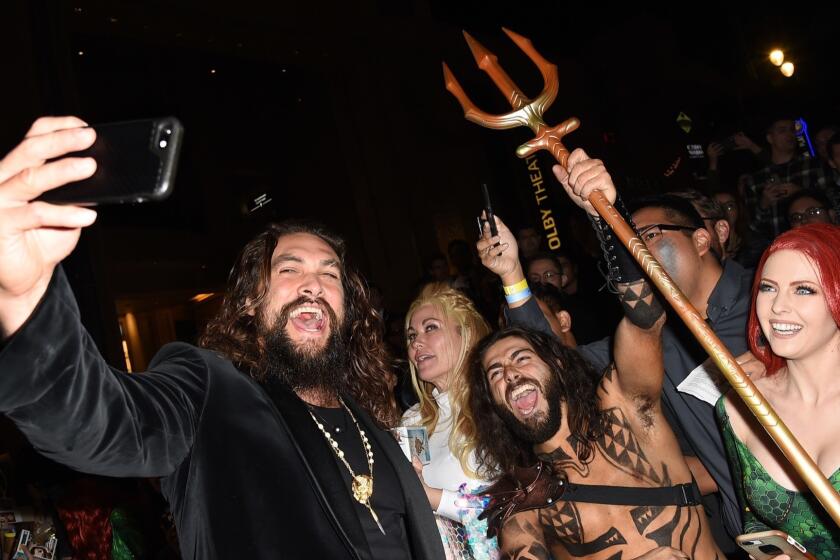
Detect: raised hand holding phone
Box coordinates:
(0, 117, 99, 337)
(37, 117, 183, 205)
(475, 212, 529, 300)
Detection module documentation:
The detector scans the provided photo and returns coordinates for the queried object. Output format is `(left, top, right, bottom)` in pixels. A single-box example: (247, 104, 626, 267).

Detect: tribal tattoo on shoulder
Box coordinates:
(596, 407, 663, 484)
(537, 436, 591, 478)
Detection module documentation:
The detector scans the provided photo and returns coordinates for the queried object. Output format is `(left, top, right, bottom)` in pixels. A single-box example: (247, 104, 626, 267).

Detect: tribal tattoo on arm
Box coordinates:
(616, 278, 664, 330)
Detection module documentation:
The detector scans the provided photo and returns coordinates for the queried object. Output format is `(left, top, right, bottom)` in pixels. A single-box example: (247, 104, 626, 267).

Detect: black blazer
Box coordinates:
(0, 269, 444, 559)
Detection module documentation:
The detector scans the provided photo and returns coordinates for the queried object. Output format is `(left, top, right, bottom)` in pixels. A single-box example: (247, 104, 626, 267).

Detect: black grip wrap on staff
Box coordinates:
(588, 195, 644, 291)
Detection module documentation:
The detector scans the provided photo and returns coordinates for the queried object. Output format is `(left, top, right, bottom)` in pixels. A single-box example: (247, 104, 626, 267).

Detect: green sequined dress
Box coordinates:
(716, 397, 840, 559)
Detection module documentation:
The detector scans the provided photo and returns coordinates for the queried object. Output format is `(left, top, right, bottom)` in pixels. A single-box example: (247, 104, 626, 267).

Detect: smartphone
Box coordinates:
(38, 116, 183, 205)
(736, 530, 815, 560)
(481, 183, 499, 237)
(717, 135, 738, 152)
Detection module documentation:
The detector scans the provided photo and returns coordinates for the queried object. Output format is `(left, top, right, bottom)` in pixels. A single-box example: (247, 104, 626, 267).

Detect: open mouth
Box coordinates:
(415, 353, 435, 368)
(289, 305, 327, 333)
(770, 321, 802, 337)
(507, 383, 540, 417)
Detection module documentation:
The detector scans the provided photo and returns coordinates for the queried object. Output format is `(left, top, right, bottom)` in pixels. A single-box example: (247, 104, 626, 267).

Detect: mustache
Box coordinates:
(505, 378, 543, 402)
(272, 295, 340, 330)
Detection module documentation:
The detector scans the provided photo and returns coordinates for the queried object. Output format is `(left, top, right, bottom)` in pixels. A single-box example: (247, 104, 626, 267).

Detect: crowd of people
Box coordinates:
(0, 113, 838, 560)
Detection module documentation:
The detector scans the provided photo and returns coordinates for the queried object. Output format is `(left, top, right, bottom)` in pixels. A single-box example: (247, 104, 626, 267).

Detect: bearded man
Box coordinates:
(468, 150, 723, 559)
(0, 117, 443, 559)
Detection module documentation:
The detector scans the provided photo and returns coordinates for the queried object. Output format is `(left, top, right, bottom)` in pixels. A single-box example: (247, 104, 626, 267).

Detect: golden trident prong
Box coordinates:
(443, 28, 840, 528)
(443, 28, 579, 165)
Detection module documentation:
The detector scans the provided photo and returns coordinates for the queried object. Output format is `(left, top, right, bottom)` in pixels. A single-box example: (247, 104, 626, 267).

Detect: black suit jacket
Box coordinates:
(0, 269, 444, 559)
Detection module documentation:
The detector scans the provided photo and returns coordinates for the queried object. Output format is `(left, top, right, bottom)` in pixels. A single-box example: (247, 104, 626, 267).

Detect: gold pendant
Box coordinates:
(352, 474, 373, 503)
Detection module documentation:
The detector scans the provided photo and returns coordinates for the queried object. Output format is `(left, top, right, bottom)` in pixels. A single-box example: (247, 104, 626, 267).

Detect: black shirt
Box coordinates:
(311, 405, 412, 559)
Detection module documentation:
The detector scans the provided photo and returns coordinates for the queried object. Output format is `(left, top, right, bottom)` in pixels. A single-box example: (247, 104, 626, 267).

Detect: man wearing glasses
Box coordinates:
(526, 251, 620, 343)
(784, 189, 836, 229)
(671, 190, 731, 261)
(574, 193, 753, 557)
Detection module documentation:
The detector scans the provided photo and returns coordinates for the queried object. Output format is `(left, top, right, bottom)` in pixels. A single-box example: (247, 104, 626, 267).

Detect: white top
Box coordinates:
(401, 390, 489, 522)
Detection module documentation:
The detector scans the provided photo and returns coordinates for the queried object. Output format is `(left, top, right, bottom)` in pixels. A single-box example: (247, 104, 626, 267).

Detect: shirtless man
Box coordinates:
(468, 150, 723, 559)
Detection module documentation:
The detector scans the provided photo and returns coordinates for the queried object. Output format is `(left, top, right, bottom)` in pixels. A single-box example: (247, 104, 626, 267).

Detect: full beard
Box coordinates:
(262, 296, 349, 397)
(494, 373, 563, 444)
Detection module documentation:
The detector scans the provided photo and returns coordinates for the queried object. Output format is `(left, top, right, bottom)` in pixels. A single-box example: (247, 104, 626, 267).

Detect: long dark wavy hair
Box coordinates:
(467, 327, 607, 478)
(199, 221, 400, 428)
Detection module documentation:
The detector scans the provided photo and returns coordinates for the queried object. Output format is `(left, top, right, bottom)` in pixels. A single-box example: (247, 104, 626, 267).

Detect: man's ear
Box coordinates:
(714, 219, 730, 246)
(692, 227, 712, 257)
(554, 310, 573, 333)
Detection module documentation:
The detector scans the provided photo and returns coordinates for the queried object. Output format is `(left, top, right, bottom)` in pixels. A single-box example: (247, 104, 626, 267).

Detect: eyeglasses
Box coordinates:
(788, 206, 828, 225)
(529, 270, 564, 283)
(637, 224, 698, 243)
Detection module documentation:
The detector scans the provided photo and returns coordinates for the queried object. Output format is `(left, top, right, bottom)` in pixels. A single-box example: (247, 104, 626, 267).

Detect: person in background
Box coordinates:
(526, 250, 621, 343)
(742, 116, 832, 239)
(784, 189, 836, 229)
(529, 281, 577, 348)
(712, 190, 745, 263)
(814, 124, 839, 163)
(403, 283, 497, 560)
(672, 190, 730, 260)
(825, 133, 840, 187)
(514, 225, 542, 261)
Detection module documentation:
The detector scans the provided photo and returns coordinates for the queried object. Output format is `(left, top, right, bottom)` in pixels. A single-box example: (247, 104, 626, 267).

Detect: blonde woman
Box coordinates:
(403, 283, 497, 559)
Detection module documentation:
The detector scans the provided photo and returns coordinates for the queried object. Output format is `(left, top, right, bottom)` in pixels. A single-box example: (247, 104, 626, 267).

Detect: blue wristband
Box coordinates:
(505, 288, 531, 304)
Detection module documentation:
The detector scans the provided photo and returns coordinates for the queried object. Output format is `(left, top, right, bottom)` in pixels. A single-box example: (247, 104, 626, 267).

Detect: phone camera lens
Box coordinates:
(157, 127, 172, 150)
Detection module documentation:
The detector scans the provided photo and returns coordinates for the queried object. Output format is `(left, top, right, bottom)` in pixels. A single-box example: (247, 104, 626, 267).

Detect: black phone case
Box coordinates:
(39, 117, 183, 205)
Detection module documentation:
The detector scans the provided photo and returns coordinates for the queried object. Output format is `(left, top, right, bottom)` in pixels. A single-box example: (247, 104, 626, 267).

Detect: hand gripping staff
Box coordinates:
(443, 28, 840, 528)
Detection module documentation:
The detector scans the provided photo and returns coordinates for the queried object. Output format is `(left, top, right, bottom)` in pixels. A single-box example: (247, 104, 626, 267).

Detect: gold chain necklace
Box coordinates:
(308, 398, 385, 535)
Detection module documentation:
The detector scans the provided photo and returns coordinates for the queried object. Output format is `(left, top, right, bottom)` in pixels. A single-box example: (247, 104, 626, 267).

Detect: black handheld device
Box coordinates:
(481, 183, 499, 237)
(38, 116, 183, 205)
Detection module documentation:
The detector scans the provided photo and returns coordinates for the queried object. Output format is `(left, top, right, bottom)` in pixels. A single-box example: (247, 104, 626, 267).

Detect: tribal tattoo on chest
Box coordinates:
(502, 409, 716, 559)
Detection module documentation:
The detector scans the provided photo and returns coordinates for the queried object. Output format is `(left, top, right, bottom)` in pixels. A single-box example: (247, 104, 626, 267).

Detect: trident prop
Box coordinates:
(443, 28, 840, 527)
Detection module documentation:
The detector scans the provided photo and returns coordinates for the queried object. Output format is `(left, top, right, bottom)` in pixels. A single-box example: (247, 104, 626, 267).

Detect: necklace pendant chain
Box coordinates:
(308, 398, 385, 535)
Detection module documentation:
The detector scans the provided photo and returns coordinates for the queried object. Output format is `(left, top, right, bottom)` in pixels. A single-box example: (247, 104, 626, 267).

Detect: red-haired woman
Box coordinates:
(716, 223, 840, 559)
(54, 477, 144, 560)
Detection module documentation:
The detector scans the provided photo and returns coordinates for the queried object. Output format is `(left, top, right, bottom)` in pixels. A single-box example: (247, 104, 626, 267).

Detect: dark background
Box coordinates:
(2, 0, 837, 366)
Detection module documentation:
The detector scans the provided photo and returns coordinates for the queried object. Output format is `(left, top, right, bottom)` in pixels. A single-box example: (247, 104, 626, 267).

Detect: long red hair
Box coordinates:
(748, 223, 840, 375)
(55, 478, 114, 559)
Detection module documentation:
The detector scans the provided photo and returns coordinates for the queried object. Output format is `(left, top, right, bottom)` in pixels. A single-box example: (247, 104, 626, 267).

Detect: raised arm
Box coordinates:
(0, 117, 99, 337)
(476, 214, 555, 336)
(552, 150, 666, 404)
(0, 118, 202, 477)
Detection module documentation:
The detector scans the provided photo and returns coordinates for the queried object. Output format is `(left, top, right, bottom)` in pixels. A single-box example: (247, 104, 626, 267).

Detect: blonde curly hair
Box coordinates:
(405, 283, 491, 477)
